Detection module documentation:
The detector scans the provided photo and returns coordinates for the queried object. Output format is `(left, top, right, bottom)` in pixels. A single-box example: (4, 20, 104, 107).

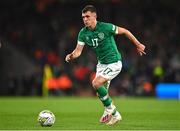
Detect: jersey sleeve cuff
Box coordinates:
(115, 26, 118, 34)
(78, 41, 85, 45)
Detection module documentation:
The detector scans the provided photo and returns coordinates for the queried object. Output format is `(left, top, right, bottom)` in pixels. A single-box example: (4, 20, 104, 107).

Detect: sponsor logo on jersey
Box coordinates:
(86, 36, 89, 40)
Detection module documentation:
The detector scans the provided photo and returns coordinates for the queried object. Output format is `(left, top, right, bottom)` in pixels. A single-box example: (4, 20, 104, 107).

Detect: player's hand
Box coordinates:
(65, 54, 72, 62)
(137, 43, 146, 56)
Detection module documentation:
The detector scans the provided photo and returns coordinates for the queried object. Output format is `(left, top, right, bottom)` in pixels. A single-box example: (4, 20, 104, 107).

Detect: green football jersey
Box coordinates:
(78, 21, 121, 64)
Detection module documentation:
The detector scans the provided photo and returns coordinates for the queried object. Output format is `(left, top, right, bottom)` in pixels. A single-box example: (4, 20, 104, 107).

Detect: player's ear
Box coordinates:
(92, 12, 97, 18)
(95, 14, 97, 18)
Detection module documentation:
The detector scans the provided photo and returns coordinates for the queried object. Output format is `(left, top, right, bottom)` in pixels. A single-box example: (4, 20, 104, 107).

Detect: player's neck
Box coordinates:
(89, 20, 97, 30)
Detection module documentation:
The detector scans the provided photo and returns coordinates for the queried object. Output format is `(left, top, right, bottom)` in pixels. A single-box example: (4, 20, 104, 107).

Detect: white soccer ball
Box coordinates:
(38, 110, 55, 127)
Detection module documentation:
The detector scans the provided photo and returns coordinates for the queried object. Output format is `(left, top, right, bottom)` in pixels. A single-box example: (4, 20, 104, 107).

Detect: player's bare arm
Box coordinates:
(117, 27, 146, 56)
(65, 44, 84, 62)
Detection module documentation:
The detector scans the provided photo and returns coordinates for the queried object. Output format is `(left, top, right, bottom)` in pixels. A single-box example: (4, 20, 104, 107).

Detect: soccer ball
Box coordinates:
(38, 110, 55, 127)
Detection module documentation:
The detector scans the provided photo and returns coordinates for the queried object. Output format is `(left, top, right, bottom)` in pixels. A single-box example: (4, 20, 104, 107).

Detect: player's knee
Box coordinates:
(92, 79, 101, 89)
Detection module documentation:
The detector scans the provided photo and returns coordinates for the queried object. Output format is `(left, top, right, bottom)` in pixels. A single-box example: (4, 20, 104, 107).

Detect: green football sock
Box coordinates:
(96, 86, 112, 107)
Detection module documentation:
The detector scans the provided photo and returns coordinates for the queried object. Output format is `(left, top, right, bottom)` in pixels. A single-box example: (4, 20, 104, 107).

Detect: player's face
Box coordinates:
(82, 11, 97, 28)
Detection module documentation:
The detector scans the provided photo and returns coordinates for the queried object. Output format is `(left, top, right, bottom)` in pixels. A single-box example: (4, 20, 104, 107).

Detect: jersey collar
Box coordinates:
(86, 21, 99, 31)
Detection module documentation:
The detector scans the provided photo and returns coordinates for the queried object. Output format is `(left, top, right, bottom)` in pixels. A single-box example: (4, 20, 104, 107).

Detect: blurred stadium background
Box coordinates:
(0, 0, 179, 97)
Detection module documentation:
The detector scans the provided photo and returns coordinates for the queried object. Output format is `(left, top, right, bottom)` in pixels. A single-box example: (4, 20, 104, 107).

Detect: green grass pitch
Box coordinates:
(0, 97, 180, 130)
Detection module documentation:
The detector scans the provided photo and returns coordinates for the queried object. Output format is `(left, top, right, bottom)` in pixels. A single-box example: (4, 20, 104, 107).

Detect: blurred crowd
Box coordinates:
(0, 0, 179, 96)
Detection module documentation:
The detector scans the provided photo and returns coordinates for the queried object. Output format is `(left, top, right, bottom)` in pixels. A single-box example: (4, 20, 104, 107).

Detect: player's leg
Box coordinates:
(92, 76, 116, 123)
(96, 63, 111, 90)
(104, 80, 111, 90)
(95, 61, 123, 125)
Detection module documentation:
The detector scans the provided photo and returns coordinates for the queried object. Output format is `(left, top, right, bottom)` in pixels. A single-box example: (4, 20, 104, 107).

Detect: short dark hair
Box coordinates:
(82, 5, 97, 14)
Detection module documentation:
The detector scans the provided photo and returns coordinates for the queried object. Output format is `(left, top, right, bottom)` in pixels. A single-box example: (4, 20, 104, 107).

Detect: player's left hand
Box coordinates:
(137, 43, 146, 56)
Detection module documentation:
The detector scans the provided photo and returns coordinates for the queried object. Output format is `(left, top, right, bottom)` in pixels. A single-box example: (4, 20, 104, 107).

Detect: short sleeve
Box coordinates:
(77, 29, 85, 45)
(105, 23, 118, 35)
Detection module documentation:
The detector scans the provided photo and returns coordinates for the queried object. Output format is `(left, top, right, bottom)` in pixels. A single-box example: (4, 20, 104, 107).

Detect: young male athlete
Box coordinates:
(65, 5, 146, 125)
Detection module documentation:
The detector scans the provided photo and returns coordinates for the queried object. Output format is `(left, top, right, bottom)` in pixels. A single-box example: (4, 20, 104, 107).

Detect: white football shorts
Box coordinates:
(95, 61, 122, 80)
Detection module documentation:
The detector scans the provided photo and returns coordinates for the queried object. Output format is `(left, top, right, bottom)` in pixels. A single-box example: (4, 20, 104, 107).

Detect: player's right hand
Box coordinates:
(65, 54, 71, 62)
(65, 53, 74, 62)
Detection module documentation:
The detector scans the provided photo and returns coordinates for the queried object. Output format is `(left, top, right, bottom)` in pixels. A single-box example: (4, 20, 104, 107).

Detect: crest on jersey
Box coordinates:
(98, 32, 104, 40)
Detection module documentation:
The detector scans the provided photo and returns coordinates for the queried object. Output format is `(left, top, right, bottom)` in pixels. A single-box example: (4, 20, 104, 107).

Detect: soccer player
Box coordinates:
(65, 5, 146, 125)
